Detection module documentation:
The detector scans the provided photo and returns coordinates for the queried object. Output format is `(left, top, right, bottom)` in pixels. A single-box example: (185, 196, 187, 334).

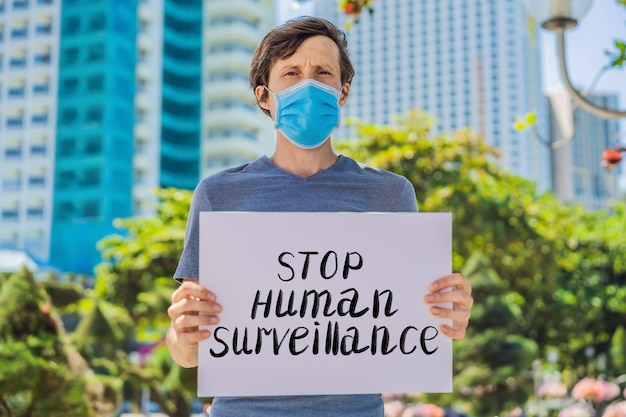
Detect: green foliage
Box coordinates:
(43, 281, 84, 307)
(0, 269, 116, 417)
(607, 40, 626, 67)
(512, 112, 537, 132)
(94, 188, 189, 326)
(65, 188, 195, 417)
(336, 111, 626, 416)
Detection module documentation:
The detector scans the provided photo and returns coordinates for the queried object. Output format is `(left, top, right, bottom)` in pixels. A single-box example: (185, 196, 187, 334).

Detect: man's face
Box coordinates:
(255, 35, 350, 116)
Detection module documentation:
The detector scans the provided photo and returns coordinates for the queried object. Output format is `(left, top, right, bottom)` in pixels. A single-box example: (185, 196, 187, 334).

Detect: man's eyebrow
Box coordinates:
(275, 62, 337, 71)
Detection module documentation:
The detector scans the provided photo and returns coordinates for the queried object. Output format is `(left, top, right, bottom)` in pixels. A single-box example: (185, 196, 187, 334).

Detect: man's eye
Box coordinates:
(285, 71, 298, 76)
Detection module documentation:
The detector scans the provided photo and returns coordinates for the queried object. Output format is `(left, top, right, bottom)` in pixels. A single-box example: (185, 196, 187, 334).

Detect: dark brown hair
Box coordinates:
(249, 16, 355, 117)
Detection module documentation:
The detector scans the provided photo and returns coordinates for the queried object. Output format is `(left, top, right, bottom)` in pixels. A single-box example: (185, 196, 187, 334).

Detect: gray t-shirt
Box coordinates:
(174, 155, 418, 417)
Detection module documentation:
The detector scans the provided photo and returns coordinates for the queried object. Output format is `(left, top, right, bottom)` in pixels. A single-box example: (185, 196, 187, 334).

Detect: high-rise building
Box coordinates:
(306, 0, 552, 191)
(1, 0, 279, 276)
(50, 0, 138, 273)
(133, 0, 163, 217)
(202, 0, 276, 176)
(0, 0, 60, 264)
(159, 0, 203, 189)
(548, 86, 621, 210)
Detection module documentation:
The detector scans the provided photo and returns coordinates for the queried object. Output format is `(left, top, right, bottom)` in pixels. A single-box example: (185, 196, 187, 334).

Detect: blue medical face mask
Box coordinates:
(265, 79, 342, 149)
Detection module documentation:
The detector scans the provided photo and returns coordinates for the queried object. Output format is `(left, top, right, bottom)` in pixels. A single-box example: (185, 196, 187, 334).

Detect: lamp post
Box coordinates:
(523, 0, 626, 119)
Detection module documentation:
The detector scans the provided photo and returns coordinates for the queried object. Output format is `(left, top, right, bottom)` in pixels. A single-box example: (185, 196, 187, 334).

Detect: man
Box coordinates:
(167, 16, 473, 417)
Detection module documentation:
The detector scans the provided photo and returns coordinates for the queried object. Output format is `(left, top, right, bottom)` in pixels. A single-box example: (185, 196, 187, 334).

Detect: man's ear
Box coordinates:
(339, 83, 350, 107)
(255, 85, 270, 111)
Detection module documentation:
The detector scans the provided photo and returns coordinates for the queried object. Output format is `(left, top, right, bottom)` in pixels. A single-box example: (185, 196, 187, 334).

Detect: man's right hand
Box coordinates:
(166, 279, 222, 368)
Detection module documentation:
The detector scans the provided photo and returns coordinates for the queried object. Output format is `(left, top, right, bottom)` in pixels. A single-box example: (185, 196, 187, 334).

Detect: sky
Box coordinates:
(279, 0, 626, 187)
(541, 0, 625, 104)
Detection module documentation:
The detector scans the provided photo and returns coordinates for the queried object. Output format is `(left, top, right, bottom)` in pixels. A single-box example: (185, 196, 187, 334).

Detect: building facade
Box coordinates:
(0, 0, 60, 264)
(202, 0, 276, 177)
(50, 0, 138, 273)
(306, 0, 552, 192)
(133, 0, 163, 218)
(2, 0, 278, 275)
(159, 0, 203, 190)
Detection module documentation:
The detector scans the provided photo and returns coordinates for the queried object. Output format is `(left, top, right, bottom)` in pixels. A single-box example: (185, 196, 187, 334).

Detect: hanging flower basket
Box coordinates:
(340, 0, 375, 27)
(601, 147, 625, 169)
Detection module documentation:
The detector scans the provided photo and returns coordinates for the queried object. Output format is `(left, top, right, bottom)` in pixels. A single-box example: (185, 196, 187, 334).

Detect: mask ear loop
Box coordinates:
(339, 83, 349, 103)
(261, 86, 275, 118)
(263, 85, 280, 125)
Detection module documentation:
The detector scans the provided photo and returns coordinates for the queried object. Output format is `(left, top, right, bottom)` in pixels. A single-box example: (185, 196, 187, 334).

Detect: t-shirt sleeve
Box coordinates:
(173, 181, 213, 282)
(396, 178, 419, 212)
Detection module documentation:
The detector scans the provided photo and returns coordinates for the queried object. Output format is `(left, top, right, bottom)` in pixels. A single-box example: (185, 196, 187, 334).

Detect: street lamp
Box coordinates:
(523, 0, 626, 119)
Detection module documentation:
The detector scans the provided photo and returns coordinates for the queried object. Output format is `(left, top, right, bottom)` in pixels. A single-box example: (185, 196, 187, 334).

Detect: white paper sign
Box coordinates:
(198, 212, 452, 397)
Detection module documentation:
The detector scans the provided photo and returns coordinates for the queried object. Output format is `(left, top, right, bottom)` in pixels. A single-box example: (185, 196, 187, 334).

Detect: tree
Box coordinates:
(70, 188, 199, 417)
(335, 111, 626, 415)
(0, 268, 117, 417)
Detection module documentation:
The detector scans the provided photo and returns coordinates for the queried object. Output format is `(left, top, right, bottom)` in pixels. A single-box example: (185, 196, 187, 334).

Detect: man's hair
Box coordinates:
(249, 16, 355, 117)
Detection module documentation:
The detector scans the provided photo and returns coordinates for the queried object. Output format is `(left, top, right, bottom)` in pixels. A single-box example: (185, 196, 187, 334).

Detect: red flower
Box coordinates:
(601, 148, 624, 169)
(343, 1, 360, 15)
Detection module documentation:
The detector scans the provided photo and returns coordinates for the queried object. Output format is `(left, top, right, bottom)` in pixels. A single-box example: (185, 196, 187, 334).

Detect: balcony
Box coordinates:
(33, 83, 50, 95)
(28, 176, 45, 187)
(9, 58, 27, 69)
(30, 144, 47, 156)
(138, 3, 154, 24)
(135, 93, 151, 112)
(4, 147, 22, 158)
(35, 23, 52, 36)
(1, 210, 19, 221)
(134, 124, 152, 142)
(31, 114, 49, 125)
(8, 87, 26, 98)
(12, 0, 29, 10)
(203, 135, 262, 158)
(204, 80, 252, 102)
(205, 0, 265, 23)
(203, 106, 264, 131)
(11, 28, 27, 39)
(26, 207, 44, 218)
(133, 153, 151, 171)
(136, 63, 154, 82)
(204, 50, 251, 73)
(137, 33, 153, 54)
(6, 117, 24, 128)
(34, 53, 51, 65)
(204, 22, 259, 49)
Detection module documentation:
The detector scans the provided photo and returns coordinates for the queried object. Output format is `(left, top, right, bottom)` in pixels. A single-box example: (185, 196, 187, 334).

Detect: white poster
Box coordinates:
(198, 212, 452, 397)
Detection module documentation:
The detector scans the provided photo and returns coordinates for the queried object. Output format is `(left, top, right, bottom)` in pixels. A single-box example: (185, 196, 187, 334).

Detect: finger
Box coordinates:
(171, 281, 217, 304)
(429, 273, 471, 294)
(168, 297, 222, 320)
(173, 313, 219, 333)
(439, 321, 469, 339)
(176, 328, 213, 345)
(424, 289, 473, 306)
(429, 303, 471, 321)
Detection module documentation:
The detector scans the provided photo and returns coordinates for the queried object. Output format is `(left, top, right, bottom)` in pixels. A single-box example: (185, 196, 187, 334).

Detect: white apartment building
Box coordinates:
(302, 0, 552, 192)
(133, 0, 163, 217)
(0, 0, 60, 264)
(202, 0, 276, 176)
